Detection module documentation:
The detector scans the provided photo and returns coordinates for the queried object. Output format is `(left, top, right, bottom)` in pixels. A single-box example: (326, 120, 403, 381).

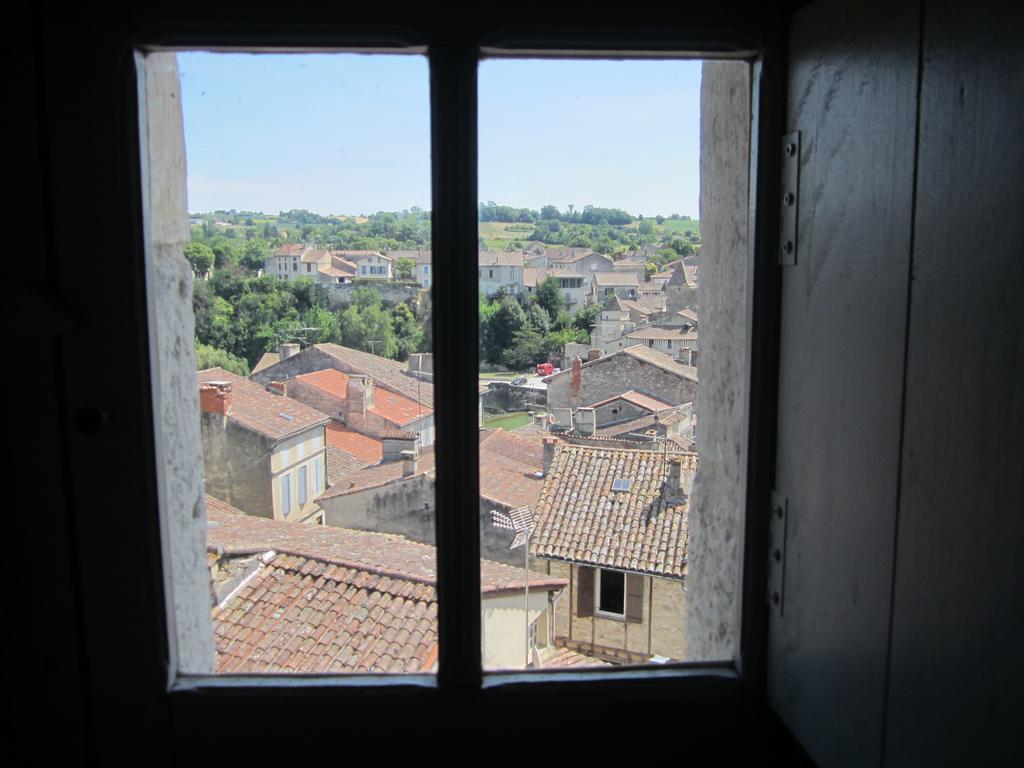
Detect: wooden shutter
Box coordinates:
(577, 566, 595, 617)
(626, 573, 644, 623)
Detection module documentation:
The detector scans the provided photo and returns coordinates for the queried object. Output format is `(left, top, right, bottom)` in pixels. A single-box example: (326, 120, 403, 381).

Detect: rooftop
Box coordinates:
(530, 445, 697, 579)
(207, 501, 567, 673)
(314, 343, 434, 408)
(546, 345, 698, 384)
(296, 367, 432, 427)
(325, 422, 383, 465)
(588, 390, 677, 413)
(479, 251, 524, 268)
(594, 272, 640, 287)
(198, 367, 329, 441)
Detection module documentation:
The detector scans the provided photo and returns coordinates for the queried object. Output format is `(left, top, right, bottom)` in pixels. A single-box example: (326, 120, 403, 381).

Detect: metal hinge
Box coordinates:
(779, 132, 800, 266)
(768, 492, 788, 618)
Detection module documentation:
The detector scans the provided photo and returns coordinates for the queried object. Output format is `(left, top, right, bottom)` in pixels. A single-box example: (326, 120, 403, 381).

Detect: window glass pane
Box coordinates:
(478, 58, 744, 670)
(152, 50, 436, 674)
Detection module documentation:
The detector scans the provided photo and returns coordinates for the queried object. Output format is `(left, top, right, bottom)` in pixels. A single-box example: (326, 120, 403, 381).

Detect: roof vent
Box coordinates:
(277, 412, 294, 421)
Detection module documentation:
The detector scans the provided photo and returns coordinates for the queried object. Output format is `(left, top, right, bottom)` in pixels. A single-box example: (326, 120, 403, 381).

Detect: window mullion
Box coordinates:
(429, 42, 482, 688)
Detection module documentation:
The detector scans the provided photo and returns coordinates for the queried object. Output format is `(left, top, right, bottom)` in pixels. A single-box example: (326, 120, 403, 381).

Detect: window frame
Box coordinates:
(596, 568, 627, 619)
(44, 13, 787, 755)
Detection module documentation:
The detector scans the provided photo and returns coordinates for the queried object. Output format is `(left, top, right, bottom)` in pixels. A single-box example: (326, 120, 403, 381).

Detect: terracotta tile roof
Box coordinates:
(545, 345, 697, 385)
(554, 250, 607, 265)
(479, 429, 545, 510)
(588, 390, 676, 413)
(252, 352, 280, 374)
(677, 309, 698, 322)
(274, 243, 306, 257)
(315, 344, 433, 408)
(388, 249, 432, 265)
(318, 265, 351, 278)
(626, 327, 697, 341)
(205, 493, 245, 517)
(325, 423, 382, 464)
(300, 249, 332, 264)
(295, 367, 431, 427)
(208, 505, 564, 596)
(621, 345, 699, 382)
(325, 444, 368, 483)
(594, 272, 639, 287)
(297, 368, 350, 399)
(595, 413, 659, 437)
(371, 387, 432, 426)
(479, 251, 524, 267)
(621, 300, 656, 315)
(198, 368, 329, 441)
(530, 444, 697, 579)
(317, 447, 437, 499)
(207, 510, 566, 674)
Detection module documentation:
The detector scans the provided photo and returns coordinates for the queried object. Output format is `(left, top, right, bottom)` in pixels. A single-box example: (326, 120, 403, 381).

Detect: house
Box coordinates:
(250, 342, 434, 409)
(591, 271, 639, 300)
(625, 326, 699, 362)
(550, 250, 613, 276)
(266, 242, 310, 280)
(523, 267, 590, 312)
(665, 259, 698, 314)
(352, 251, 394, 279)
(198, 368, 329, 524)
(530, 444, 697, 663)
(545, 345, 698, 411)
(478, 251, 524, 296)
(205, 495, 578, 671)
(284, 367, 434, 448)
(387, 249, 431, 286)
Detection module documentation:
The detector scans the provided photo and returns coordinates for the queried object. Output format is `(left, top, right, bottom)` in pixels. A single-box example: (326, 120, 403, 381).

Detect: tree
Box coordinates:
(396, 256, 415, 280)
(502, 326, 547, 370)
(533, 277, 564, 324)
(183, 242, 214, 276)
(241, 239, 269, 272)
(638, 219, 655, 236)
(482, 296, 526, 365)
(195, 341, 250, 376)
(391, 303, 423, 361)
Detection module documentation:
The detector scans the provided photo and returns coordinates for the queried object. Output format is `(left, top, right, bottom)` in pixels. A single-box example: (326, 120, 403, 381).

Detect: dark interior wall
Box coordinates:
(770, 1, 1024, 764)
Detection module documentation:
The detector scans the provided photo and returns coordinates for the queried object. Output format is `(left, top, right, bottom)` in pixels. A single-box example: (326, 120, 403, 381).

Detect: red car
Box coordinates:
(536, 362, 555, 376)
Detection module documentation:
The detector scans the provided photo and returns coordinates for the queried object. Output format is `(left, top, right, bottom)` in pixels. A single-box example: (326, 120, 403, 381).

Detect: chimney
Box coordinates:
(587, 348, 601, 362)
(666, 456, 694, 498)
(542, 437, 557, 476)
(279, 342, 300, 361)
(382, 430, 418, 462)
(531, 411, 549, 430)
(199, 381, 232, 416)
(346, 374, 375, 415)
(569, 356, 582, 403)
(575, 407, 597, 435)
(401, 449, 419, 477)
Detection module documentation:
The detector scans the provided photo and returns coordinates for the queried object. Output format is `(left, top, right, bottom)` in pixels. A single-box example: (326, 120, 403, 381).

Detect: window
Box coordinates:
(280, 472, 291, 516)
(314, 456, 323, 494)
(597, 568, 626, 617)
(128, 25, 761, 729)
(298, 464, 307, 505)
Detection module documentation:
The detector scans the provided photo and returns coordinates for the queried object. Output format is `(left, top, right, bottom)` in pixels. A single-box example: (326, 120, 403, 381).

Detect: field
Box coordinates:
(483, 411, 532, 430)
(478, 221, 527, 250)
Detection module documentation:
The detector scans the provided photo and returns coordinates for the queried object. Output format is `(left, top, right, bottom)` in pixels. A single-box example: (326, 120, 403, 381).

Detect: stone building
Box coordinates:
(665, 259, 698, 315)
(251, 342, 433, 409)
(198, 368, 329, 524)
(545, 345, 698, 411)
(478, 251, 525, 297)
(530, 444, 697, 663)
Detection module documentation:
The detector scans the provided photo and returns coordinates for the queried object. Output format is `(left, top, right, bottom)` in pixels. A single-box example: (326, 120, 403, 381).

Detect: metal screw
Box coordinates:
(771, 592, 780, 605)
(783, 192, 795, 206)
(785, 143, 796, 157)
(782, 241, 794, 255)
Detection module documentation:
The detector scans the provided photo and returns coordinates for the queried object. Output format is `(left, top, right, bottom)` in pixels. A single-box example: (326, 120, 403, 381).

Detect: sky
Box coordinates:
(179, 52, 702, 219)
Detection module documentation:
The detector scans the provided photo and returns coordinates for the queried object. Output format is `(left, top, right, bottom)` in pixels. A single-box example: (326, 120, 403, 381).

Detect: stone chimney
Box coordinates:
(574, 407, 597, 435)
(279, 342, 300, 361)
(666, 455, 695, 498)
(551, 407, 574, 432)
(382, 430, 418, 462)
(401, 449, 419, 477)
(531, 411, 549, 430)
(199, 381, 231, 416)
(542, 437, 558, 476)
(346, 374, 375, 415)
(587, 348, 601, 362)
